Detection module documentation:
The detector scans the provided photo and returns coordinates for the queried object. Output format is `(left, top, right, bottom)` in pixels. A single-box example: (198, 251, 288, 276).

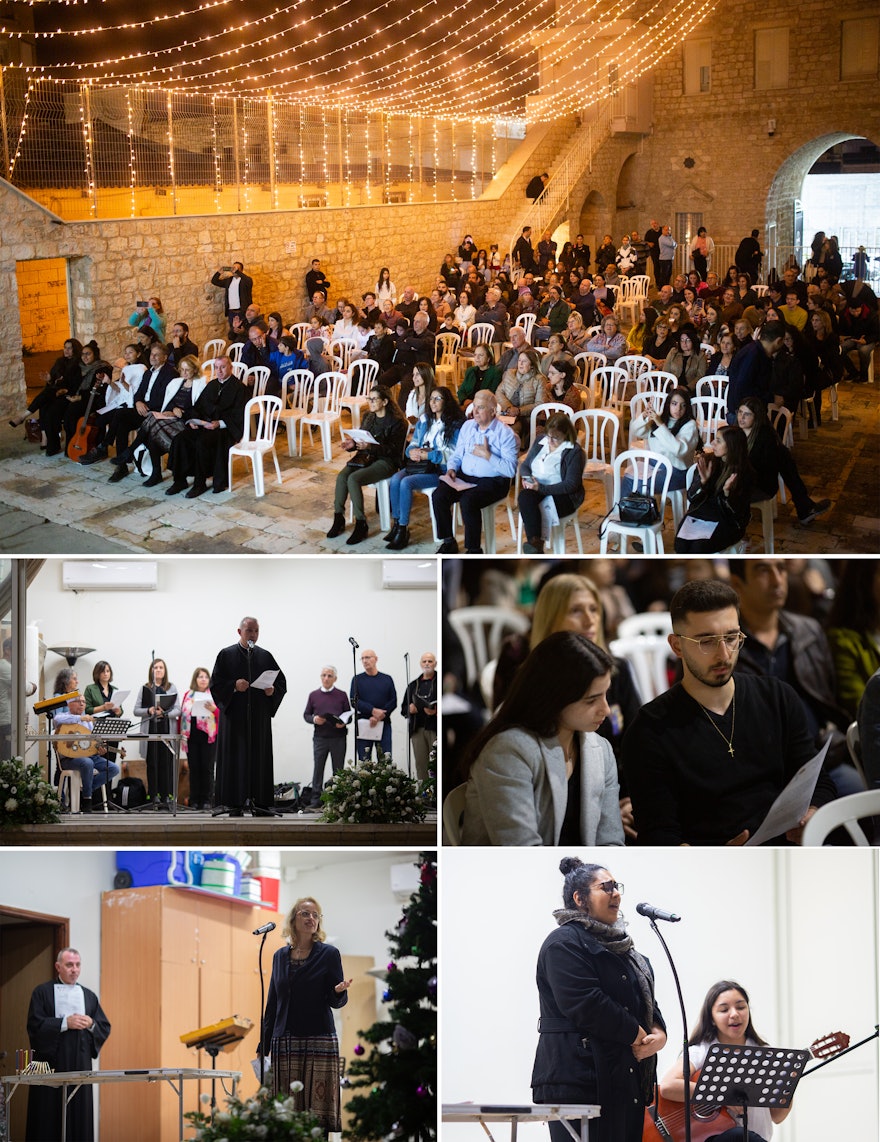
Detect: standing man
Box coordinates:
(211, 261, 253, 331)
(350, 649, 397, 761)
(26, 947, 111, 1142)
(643, 218, 662, 281)
(513, 226, 537, 275)
(526, 172, 549, 201)
(303, 666, 351, 808)
(656, 225, 677, 287)
(401, 652, 437, 782)
(622, 579, 836, 846)
(305, 258, 331, 300)
(725, 322, 785, 421)
(211, 617, 287, 816)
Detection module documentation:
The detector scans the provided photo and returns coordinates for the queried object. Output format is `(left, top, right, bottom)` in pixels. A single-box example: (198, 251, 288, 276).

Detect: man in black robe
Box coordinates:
(165, 355, 248, 498)
(211, 616, 287, 816)
(26, 947, 111, 1142)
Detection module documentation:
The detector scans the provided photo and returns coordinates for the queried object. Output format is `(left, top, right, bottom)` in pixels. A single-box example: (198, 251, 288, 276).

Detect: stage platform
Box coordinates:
(0, 808, 437, 847)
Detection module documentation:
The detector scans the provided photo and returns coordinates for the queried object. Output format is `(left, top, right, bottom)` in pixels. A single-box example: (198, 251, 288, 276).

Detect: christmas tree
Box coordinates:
(345, 851, 437, 1141)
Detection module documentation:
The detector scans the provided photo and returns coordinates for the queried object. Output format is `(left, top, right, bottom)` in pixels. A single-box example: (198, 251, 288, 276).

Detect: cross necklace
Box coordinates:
(698, 690, 736, 758)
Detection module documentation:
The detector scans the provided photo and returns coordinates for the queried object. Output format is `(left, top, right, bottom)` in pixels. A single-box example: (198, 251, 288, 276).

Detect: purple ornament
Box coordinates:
(354, 1044, 365, 1056)
(416, 1085, 428, 1098)
(427, 975, 437, 999)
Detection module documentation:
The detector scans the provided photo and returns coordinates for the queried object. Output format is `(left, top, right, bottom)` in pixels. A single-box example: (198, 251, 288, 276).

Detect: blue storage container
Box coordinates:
(114, 851, 191, 889)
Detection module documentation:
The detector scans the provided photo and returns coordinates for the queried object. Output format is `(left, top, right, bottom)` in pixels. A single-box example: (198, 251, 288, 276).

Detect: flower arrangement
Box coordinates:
(184, 1084, 323, 1141)
(0, 757, 61, 828)
(320, 751, 429, 824)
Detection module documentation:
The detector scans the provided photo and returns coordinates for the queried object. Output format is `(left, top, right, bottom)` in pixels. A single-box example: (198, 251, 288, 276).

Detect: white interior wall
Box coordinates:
(26, 557, 437, 784)
(441, 848, 879, 1142)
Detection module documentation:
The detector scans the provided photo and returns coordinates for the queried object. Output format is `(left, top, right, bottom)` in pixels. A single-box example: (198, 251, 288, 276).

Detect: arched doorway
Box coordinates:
(764, 132, 873, 273)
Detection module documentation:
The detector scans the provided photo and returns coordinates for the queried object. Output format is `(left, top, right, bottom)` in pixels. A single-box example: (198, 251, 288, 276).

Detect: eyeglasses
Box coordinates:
(594, 880, 623, 896)
(297, 910, 321, 920)
(675, 631, 746, 654)
(429, 394, 443, 402)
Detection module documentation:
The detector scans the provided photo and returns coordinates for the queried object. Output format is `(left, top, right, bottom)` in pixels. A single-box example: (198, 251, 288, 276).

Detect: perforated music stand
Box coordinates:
(693, 1044, 810, 1142)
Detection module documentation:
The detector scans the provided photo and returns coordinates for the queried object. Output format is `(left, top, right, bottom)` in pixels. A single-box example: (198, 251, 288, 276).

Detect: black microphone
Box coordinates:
(252, 921, 276, 935)
(636, 902, 681, 923)
(348, 637, 359, 648)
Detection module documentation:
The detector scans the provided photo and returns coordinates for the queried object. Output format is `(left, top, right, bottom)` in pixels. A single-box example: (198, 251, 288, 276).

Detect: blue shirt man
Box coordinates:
(350, 649, 397, 761)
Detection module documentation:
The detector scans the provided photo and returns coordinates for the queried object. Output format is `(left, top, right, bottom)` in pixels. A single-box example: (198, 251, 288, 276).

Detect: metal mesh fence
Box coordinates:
(1, 72, 522, 219)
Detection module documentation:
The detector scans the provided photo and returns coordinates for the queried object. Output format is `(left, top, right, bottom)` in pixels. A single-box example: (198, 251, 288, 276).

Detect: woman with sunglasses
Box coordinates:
(532, 857, 666, 1142)
(460, 632, 625, 845)
(261, 897, 352, 1137)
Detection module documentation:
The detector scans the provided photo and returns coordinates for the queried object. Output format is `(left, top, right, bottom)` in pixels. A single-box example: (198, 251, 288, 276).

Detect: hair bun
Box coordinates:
(559, 857, 583, 876)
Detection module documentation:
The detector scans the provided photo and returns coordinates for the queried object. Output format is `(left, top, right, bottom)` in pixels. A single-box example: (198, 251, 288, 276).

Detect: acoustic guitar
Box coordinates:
(66, 379, 104, 461)
(56, 722, 126, 761)
(643, 1030, 849, 1142)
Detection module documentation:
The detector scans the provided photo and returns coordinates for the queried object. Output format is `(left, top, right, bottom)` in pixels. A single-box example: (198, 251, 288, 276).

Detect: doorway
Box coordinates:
(0, 907, 69, 1140)
(15, 257, 72, 396)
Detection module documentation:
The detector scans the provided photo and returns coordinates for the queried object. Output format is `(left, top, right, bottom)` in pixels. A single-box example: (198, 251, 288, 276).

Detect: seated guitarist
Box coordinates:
(53, 695, 119, 813)
(656, 980, 789, 1141)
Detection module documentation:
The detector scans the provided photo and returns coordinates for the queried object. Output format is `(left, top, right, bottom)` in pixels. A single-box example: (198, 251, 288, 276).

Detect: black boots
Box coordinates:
(80, 796, 93, 814)
(346, 519, 369, 545)
(384, 520, 400, 542)
(387, 525, 410, 550)
(326, 512, 345, 538)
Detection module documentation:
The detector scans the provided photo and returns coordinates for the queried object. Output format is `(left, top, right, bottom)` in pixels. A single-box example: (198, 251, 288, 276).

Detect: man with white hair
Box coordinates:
(303, 666, 351, 808)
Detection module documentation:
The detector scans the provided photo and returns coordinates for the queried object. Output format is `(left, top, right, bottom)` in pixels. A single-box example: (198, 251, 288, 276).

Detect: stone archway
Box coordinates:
(765, 132, 868, 251)
(577, 190, 606, 262)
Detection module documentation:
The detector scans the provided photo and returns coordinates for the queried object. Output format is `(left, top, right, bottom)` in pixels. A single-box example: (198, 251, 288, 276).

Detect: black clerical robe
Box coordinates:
(26, 982, 111, 1142)
(211, 642, 287, 808)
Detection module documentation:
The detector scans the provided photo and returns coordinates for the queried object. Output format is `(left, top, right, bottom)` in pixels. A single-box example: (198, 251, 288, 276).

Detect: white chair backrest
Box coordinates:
(609, 633, 672, 703)
(313, 371, 349, 415)
(514, 312, 537, 342)
(636, 370, 677, 398)
(467, 322, 496, 347)
(753, 284, 769, 297)
(201, 360, 216, 381)
(690, 395, 728, 445)
(629, 274, 650, 295)
(697, 375, 729, 401)
(348, 358, 379, 396)
(572, 408, 620, 464)
(281, 369, 313, 410)
(202, 338, 226, 362)
(227, 341, 244, 363)
(528, 402, 573, 450)
(289, 322, 312, 350)
(442, 783, 468, 846)
(584, 325, 602, 338)
(618, 355, 652, 383)
(231, 360, 248, 380)
(612, 448, 673, 507)
(240, 394, 282, 445)
(592, 365, 629, 410)
(574, 351, 607, 388)
(628, 392, 657, 444)
(616, 610, 673, 640)
(247, 365, 272, 395)
(769, 404, 794, 449)
(802, 789, 880, 846)
(435, 331, 461, 364)
(330, 339, 357, 371)
(447, 605, 531, 688)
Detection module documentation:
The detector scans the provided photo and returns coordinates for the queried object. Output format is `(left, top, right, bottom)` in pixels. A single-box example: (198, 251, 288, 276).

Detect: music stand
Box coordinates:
(693, 1043, 810, 1142)
(180, 1016, 253, 1117)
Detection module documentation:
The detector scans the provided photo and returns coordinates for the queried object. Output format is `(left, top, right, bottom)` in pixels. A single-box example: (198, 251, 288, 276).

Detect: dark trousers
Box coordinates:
(111, 408, 146, 455)
(37, 392, 70, 452)
(170, 425, 232, 488)
(310, 735, 346, 801)
(431, 474, 511, 551)
(656, 259, 674, 287)
(692, 252, 708, 280)
(518, 487, 583, 541)
(186, 727, 216, 806)
(146, 739, 173, 801)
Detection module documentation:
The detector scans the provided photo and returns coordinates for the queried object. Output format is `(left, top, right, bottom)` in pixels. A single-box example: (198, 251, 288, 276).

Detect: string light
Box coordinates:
(2, 0, 237, 38)
(126, 87, 136, 217)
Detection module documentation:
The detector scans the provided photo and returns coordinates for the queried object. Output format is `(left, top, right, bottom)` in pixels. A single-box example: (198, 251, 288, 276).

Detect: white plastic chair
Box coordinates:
(346, 475, 392, 532)
(435, 331, 461, 388)
(231, 360, 248, 381)
(616, 611, 672, 640)
(627, 392, 656, 448)
(341, 359, 379, 429)
(515, 500, 584, 555)
(466, 322, 496, 349)
(574, 351, 607, 392)
(330, 338, 359, 373)
(279, 370, 314, 457)
(845, 721, 868, 788)
(246, 365, 272, 396)
(527, 401, 573, 451)
(615, 278, 643, 326)
(227, 395, 282, 498)
(299, 372, 348, 461)
(802, 789, 880, 846)
(447, 605, 531, 688)
(227, 341, 244, 364)
(591, 365, 629, 416)
(289, 322, 312, 350)
(618, 355, 652, 384)
(572, 407, 620, 511)
(697, 375, 729, 403)
(514, 312, 537, 343)
(608, 634, 672, 702)
(442, 783, 468, 846)
(202, 338, 226, 363)
(636, 370, 677, 399)
(690, 395, 728, 447)
(600, 449, 673, 554)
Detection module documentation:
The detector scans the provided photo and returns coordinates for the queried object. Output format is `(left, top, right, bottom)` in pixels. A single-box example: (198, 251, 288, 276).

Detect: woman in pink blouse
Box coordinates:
(181, 667, 219, 810)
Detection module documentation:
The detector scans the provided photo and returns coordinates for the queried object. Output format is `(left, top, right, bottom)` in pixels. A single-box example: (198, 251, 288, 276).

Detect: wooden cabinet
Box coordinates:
(99, 886, 376, 1142)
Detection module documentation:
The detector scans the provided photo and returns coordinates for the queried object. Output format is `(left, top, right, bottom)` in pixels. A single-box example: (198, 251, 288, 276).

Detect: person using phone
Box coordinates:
(211, 261, 253, 329)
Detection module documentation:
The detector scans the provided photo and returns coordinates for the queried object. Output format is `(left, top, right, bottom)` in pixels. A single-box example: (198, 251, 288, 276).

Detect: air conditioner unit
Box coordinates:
(390, 862, 420, 900)
(381, 560, 436, 590)
(62, 561, 159, 592)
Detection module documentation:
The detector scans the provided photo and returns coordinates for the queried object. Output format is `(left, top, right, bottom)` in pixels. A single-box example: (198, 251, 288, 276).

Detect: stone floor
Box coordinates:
(1, 374, 877, 555)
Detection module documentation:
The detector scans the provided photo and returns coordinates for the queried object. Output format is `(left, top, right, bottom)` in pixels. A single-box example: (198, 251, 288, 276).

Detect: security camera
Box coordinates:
(767, 118, 776, 137)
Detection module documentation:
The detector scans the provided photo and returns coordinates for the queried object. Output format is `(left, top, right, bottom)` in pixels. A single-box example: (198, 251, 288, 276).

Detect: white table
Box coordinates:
(442, 1102, 600, 1142)
(1, 1066, 240, 1142)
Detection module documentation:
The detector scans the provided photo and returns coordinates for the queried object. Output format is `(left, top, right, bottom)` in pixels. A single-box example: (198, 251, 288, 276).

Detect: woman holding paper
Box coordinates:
(133, 657, 180, 810)
(326, 385, 407, 546)
(180, 667, 218, 811)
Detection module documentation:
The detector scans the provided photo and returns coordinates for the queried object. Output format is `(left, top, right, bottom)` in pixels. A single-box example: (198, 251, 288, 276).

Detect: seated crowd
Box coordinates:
(11, 230, 877, 549)
(443, 557, 879, 846)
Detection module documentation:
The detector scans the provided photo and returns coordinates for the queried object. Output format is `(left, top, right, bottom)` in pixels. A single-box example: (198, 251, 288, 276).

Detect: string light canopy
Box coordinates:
(1, 0, 719, 122)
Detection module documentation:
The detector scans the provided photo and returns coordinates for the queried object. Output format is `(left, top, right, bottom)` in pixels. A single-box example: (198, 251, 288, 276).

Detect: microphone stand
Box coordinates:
(645, 917, 692, 1142)
(404, 652, 413, 778)
(349, 638, 360, 763)
(245, 640, 254, 816)
(257, 929, 270, 1088)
